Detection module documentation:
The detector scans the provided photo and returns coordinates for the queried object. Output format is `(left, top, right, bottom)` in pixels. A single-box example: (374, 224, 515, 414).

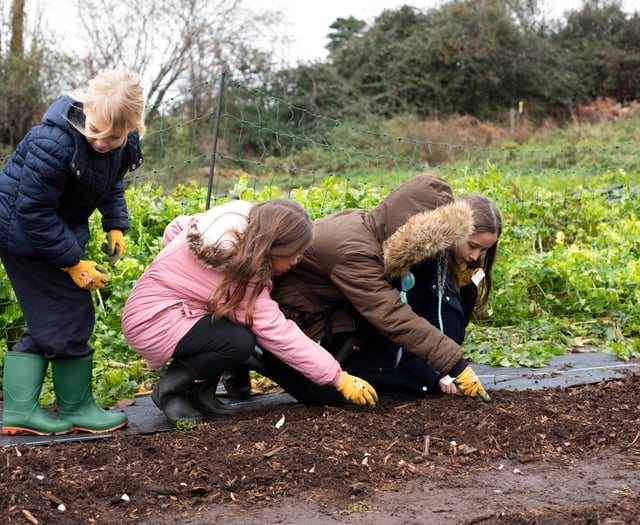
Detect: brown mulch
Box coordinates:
(2, 374, 639, 524)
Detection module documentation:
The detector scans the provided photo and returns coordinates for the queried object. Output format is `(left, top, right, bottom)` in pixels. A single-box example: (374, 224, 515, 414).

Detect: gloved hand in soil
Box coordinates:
(453, 366, 491, 402)
(335, 371, 378, 407)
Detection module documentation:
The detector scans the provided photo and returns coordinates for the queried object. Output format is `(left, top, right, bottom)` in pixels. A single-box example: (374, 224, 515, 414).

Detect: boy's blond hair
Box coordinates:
(74, 68, 146, 139)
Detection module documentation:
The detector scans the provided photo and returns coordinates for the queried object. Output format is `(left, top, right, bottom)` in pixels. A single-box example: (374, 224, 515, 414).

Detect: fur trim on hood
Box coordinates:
(383, 200, 474, 280)
(186, 200, 252, 269)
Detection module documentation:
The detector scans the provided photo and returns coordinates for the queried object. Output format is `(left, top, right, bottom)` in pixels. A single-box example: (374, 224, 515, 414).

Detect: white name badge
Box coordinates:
(472, 268, 485, 287)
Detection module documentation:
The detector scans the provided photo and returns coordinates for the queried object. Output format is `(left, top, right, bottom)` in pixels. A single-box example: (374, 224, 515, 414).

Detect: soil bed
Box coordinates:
(2, 373, 639, 524)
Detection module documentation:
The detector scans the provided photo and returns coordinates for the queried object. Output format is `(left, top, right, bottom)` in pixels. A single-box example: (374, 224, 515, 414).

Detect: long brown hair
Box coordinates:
(207, 199, 313, 325)
(455, 194, 502, 314)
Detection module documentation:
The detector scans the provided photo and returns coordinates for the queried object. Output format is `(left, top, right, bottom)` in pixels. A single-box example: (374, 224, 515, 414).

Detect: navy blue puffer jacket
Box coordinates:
(0, 96, 143, 268)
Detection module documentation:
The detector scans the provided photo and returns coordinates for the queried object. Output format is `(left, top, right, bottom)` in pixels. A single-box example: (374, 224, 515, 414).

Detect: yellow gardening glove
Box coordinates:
(454, 366, 491, 402)
(101, 229, 125, 265)
(335, 371, 378, 407)
(63, 260, 109, 290)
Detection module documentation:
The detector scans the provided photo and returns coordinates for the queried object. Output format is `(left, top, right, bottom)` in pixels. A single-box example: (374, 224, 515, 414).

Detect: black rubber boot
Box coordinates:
(187, 378, 239, 416)
(221, 365, 252, 400)
(151, 359, 204, 426)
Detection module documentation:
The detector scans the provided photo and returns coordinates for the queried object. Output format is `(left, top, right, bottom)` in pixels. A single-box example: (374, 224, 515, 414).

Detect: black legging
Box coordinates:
(174, 316, 256, 380)
(246, 344, 347, 407)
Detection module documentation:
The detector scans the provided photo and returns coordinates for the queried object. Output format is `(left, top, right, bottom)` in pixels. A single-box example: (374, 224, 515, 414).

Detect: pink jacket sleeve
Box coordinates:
(229, 283, 343, 386)
(162, 213, 203, 246)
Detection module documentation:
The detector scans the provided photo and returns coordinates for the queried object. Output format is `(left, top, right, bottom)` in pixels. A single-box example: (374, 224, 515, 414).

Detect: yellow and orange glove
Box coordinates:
(335, 371, 378, 407)
(454, 366, 491, 402)
(101, 229, 125, 265)
(63, 260, 109, 290)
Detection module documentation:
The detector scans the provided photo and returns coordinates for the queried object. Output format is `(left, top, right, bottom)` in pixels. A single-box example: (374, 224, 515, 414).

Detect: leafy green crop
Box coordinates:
(1, 170, 638, 406)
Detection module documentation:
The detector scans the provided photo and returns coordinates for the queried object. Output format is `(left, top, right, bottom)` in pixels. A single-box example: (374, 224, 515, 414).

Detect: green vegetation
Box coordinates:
(175, 420, 209, 431)
(4, 1, 640, 164)
(271, 0, 640, 125)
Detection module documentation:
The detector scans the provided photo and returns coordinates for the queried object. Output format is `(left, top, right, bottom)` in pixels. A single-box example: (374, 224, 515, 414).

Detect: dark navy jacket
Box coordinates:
(406, 258, 478, 345)
(0, 96, 143, 268)
(343, 259, 479, 397)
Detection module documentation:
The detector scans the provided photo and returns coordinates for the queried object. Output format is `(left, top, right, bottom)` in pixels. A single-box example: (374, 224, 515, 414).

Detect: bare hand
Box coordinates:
(438, 374, 460, 395)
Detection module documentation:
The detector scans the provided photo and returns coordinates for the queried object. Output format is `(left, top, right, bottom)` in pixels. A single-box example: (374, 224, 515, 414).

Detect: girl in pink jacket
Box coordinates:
(122, 198, 377, 425)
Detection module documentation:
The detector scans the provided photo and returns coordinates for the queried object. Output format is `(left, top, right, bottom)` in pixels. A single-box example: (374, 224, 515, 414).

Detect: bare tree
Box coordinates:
(73, 0, 289, 111)
(1, 0, 75, 147)
(9, 0, 25, 55)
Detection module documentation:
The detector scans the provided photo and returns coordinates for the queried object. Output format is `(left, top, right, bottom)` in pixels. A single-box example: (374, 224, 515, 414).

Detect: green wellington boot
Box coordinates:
(2, 352, 72, 436)
(51, 356, 128, 434)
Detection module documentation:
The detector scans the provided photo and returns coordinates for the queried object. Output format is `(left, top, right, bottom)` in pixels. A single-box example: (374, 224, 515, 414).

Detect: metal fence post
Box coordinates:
(206, 68, 227, 210)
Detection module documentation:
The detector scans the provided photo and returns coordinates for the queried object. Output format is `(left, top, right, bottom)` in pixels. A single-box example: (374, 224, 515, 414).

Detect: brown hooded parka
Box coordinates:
(271, 174, 475, 376)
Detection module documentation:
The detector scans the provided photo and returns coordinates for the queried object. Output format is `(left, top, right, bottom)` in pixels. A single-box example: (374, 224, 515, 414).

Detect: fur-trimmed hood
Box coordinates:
(358, 173, 474, 280)
(383, 199, 474, 280)
(186, 200, 252, 269)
